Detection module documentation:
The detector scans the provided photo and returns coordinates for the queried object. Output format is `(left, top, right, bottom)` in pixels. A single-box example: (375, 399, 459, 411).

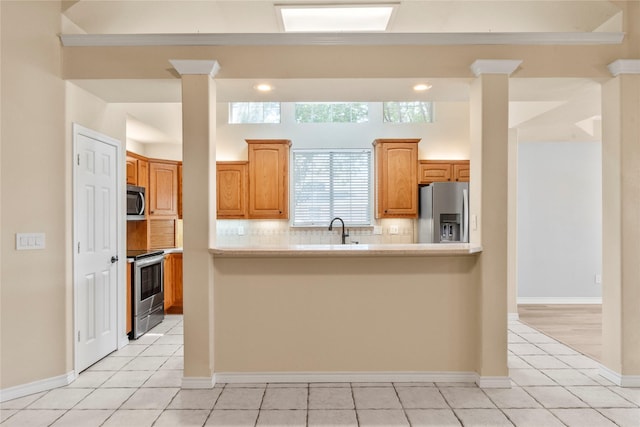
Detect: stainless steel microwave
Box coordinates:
(127, 185, 146, 220)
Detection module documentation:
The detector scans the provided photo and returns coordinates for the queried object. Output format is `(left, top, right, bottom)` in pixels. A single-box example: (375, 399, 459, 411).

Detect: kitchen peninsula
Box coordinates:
(210, 243, 490, 384)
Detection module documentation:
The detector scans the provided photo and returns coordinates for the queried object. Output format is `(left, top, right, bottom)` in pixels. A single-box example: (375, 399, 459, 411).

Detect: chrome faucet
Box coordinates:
(329, 217, 349, 245)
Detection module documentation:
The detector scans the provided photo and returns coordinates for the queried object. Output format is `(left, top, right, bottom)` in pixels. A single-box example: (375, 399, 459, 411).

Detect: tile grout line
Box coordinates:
(349, 383, 361, 427)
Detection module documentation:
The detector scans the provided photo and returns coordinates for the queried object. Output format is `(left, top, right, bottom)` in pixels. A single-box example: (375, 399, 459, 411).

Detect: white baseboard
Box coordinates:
(476, 375, 512, 388)
(517, 297, 602, 305)
(182, 376, 216, 389)
(599, 364, 640, 387)
(119, 335, 130, 349)
(0, 371, 75, 403)
(214, 371, 479, 385)
(508, 313, 520, 321)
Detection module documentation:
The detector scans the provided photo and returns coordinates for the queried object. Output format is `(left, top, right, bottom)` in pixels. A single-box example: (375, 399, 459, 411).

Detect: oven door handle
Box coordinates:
(134, 254, 164, 268)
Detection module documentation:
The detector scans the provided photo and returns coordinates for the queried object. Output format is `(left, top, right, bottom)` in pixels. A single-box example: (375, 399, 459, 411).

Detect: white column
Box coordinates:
(170, 59, 220, 388)
(470, 59, 521, 387)
(600, 59, 640, 387)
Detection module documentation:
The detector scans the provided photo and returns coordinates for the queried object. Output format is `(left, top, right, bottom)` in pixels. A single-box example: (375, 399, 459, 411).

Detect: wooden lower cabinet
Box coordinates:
(172, 253, 183, 308)
(163, 253, 183, 314)
(164, 254, 174, 310)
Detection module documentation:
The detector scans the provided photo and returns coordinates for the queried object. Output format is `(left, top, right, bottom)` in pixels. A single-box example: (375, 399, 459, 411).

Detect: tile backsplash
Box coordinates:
(215, 219, 415, 246)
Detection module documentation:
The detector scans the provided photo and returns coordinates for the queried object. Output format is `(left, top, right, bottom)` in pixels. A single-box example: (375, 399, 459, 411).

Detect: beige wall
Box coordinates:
(1, 2, 130, 390)
(1, 1, 67, 388)
(214, 256, 479, 373)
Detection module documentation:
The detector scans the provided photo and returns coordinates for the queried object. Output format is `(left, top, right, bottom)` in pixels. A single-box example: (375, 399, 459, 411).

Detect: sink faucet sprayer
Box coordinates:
(329, 217, 349, 245)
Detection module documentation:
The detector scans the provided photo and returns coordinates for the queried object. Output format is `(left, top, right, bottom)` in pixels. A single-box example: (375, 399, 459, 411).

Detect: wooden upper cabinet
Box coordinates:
(149, 161, 179, 217)
(137, 159, 149, 188)
(419, 160, 470, 184)
(247, 139, 291, 219)
(216, 162, 248, 219)
(126, 156, 138, 185)
(374, 138, 420, 218)
(452, 161, 470, 182)
(126, 152, 149, 188)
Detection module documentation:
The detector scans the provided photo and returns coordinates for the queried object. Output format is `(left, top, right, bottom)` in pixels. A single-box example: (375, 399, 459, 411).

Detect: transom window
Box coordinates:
(229, 102, 281, 124)
(292, 149, 372, 226)
(295, 102, 369, 123)
(383, 101, 434, 123)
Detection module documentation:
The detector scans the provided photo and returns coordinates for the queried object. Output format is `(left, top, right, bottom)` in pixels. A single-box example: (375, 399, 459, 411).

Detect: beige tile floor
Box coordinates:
(1, 315, 639, 426)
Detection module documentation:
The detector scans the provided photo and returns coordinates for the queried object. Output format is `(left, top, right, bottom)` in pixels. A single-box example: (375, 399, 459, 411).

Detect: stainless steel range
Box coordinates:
(127, 250, 165, 339)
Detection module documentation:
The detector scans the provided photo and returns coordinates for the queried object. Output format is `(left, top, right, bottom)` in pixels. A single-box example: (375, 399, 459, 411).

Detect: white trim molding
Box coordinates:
(607, 59, 640, 76)
(60, 32, 624, 47)
(476, 376, 512, 388)
(214, 371, 479, 385)
(119, 335, 130, 350)
(599, 364, 640, 387)
(471, 59, 522, 76)
(508, 312, 520, 321)
(0, 371, 75, 403)
(182, 376, 216, 389)
(517, 297, 602, 305)
(169, 60, 221, 77)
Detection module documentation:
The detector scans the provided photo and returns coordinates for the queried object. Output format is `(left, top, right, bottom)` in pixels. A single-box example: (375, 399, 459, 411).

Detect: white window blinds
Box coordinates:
(292, 149, 372, 226)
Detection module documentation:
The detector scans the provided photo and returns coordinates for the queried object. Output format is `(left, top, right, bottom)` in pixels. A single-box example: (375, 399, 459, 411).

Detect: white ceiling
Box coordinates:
(63, 1, 614, 146)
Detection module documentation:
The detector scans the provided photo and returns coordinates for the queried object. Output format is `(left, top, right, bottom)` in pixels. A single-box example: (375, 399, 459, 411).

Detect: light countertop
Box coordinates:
(209, 243, 482, 258)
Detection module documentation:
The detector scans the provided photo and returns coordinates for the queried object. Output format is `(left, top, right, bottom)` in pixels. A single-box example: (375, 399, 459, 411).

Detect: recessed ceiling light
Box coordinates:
(278, 4, 397, 32)
(413, 83, 433, 92)
(255, 84, 273, 92)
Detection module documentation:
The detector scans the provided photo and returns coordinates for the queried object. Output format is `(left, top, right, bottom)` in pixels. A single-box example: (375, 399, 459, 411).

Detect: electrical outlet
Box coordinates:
(595, 274, 602, 284)
(373, 226, 382, 235)
(238, 226, 245, 236)
(389, 225, 399, 235)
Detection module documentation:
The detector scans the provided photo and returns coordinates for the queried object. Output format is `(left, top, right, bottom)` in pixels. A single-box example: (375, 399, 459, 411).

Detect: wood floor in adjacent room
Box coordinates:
(518, 304, 602, 362)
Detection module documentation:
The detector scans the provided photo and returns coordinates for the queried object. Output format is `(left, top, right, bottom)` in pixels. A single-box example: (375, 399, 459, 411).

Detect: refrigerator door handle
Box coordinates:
(462, 188, 469, 243)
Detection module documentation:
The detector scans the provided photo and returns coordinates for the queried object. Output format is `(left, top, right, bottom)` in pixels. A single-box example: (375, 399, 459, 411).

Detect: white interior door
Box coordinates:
(75, 128, 120, 372)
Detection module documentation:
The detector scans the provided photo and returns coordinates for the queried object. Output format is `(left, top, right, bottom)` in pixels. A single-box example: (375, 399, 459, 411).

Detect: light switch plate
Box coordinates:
(16, 233, 46, 250)
(238, 226, 245, 236)
(389, 225, 399, 235)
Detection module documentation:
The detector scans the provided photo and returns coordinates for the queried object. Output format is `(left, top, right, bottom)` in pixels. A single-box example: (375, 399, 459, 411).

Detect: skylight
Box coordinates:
(278, 4, 396, 32)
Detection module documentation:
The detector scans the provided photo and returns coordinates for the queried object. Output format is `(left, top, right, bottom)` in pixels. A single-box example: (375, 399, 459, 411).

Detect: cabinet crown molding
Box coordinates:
(373, 138, 421, 145)
(245, 139, 292, 146)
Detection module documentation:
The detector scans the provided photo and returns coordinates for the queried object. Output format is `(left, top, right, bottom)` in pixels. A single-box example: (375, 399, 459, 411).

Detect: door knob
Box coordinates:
(110, 255, 119, 264)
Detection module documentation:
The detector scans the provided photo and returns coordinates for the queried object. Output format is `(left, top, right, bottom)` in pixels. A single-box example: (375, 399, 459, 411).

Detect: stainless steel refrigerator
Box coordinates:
(418, 182, 469, 243)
